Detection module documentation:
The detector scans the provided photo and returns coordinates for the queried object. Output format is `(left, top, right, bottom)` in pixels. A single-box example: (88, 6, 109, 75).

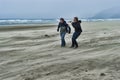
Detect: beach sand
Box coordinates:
(0, 21, 120, 80)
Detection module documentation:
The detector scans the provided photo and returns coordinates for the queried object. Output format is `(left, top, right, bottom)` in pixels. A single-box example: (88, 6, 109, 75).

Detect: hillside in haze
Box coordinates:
(92, 6, 120, 19)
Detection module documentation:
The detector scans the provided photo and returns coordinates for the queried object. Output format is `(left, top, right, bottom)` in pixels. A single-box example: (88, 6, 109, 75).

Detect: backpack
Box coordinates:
(60, 26, 66, 33)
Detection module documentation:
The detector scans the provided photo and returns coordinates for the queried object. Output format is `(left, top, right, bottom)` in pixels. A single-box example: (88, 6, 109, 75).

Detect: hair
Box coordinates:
(60, 18, 65, 22)
(74, 17, 82, 23)
(79, 20, 82, 23)
(74, 17, 79, 22)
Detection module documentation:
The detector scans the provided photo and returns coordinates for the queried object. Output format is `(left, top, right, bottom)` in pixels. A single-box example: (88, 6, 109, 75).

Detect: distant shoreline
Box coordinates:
(0, 20, 120, 31)
(0, 18, 120, 26)
(0, 24, 57, 31)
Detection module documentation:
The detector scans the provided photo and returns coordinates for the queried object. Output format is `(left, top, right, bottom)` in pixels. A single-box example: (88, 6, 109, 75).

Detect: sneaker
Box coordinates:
(61, 46, 65, 47)
(74, 46, 78, 49)
(70, 46, 74, 48)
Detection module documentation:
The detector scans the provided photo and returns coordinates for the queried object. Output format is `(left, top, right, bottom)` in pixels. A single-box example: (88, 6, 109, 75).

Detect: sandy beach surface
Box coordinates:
(0, 21, 120, 80)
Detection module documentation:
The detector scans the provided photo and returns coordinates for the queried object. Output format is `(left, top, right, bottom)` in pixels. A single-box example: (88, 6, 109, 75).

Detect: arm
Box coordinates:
(57, 23, 60, 32)
(71, 22, 75, 28)
(65, 23, 69, 28)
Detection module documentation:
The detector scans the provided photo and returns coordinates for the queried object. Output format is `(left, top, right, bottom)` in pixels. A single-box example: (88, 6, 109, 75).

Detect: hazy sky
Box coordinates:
(0, 0, 120, 19)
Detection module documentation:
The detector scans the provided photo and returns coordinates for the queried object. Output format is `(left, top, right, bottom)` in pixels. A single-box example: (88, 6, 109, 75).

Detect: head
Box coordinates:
(60, 18, 65, 23)
(73, 17, 79, 22)
(73, 17, 82, 23)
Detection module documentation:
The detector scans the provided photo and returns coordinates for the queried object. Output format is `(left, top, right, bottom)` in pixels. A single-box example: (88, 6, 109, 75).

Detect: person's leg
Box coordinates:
(60, 33, 63, 47)
(74, 32, 81, 48)
(60, 32, 66, 47)
(71, 32, 76, 47)
(71, 38, 75, 47)
(74, 40, 78, 48)
(62, 32, 66, 46)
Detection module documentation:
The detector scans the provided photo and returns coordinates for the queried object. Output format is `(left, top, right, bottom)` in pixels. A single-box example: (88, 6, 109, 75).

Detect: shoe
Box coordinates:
(70, 46, 74, 48)
(61, 46, 65, 47)
(74, 46, 78, 49)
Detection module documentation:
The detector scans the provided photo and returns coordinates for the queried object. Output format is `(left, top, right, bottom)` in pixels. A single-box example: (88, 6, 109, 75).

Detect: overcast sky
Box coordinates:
(0, 0, 120, 19)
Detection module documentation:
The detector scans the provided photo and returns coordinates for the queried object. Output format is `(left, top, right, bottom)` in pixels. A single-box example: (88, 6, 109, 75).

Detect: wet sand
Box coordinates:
(0, 21, 120, 80)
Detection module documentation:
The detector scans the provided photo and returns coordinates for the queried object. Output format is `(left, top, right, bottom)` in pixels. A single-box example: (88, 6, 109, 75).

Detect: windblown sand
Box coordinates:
(0, 21, 120, 80)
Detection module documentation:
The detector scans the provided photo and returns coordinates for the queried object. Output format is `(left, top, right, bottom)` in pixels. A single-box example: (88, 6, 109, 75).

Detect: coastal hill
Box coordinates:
(92, 6, 120, 19)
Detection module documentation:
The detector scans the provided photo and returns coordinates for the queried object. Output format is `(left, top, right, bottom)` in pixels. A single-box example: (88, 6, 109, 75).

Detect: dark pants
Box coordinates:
(71, 32, 81, 47)
(60, 32, 66, 47)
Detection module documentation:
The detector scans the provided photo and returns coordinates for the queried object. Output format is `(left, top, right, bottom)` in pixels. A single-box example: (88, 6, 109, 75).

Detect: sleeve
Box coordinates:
(65, 23, 68, 27)
(57, 23, 60, 32)
(71, 22, 75, 28)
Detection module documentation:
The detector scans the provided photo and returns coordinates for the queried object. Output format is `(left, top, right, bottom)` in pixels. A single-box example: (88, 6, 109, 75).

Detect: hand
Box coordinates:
(57, 29, 59, 32)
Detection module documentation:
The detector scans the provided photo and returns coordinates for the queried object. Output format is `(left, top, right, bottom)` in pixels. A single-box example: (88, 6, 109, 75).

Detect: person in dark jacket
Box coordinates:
(70, 17, 82, 48)
(57, 18, 69, 47)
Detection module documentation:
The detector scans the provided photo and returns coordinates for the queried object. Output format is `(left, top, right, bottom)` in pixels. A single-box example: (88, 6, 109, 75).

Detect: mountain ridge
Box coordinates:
(92, 6, 120, 19)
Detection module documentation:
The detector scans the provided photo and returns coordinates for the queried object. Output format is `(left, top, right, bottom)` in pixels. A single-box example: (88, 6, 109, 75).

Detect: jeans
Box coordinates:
(71, 32, 81, 47)
(60, 32, 66, 47)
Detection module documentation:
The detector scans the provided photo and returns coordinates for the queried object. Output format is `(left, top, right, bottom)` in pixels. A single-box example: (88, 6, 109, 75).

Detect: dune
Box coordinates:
(0, 21, 120, 80)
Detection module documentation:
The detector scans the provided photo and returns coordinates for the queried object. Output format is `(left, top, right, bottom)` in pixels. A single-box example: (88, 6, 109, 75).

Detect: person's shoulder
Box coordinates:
(64, 21, 67, 23)
(66, 23, 69, 26)
(58, 22, 61, 27)
(64, 21, 68, 26)
(58, 22, 61, 25)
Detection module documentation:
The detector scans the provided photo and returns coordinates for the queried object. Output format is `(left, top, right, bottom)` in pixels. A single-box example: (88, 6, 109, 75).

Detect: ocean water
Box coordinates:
(0, 19, 58, 26)
(0, 18, 120, 26)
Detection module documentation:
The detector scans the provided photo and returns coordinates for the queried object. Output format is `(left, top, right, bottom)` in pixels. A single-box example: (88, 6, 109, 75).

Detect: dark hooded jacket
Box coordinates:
(57, 21, 68, 33)
(72, 22, 82, 32)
